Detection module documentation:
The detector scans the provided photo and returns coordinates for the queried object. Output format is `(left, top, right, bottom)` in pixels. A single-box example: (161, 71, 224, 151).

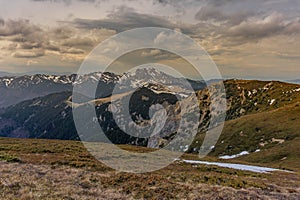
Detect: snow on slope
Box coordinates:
(219, 151, 249, 159)
(181, 159, 289, 173)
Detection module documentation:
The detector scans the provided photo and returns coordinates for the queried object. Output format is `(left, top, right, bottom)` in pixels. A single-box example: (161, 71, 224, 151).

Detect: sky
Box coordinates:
(0, 0, 299, 80)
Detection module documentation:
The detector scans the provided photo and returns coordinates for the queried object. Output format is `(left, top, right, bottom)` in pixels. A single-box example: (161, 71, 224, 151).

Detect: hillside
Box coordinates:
(222, 79, 300, 119)
(0, 71, 300, 158)
(0, 79, 299, 149)
(0, 87, 180, 145)
(0, 77, 299, 198)
(0, 91, 76, 139)
(190, 101, 300, 171)
(189, 80, 300, 170)
(0, 137, 299, 199)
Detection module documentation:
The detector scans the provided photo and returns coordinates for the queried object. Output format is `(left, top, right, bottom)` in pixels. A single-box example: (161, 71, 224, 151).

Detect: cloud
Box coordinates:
(141, 49, 161, 57)
(284, 19, 300, 34)
(61, 47, 85, 54)
(61, 37, 94, 48)
(13, 50, 45, 58)
(67, 3, 300, 49)
(195, 4, 254, 25)
(195, 5, 226, 22)
(0, 18, 4, 26)
(139, 49, 179, 60)
(228, 12, 298, 40)
(71, 6, 179, 32)
(0, 0, 299, 79)
(0, 20, 58, 57)
(0, 19, 41, 37)
(44, 43, 61, 52)
(31, 0, 96, 6)
(49, 27, 74, 40)
(0, 18, 116, 61)
(154, 30, 186, 45)
(26, 59, 39, 66)
(193, 0, 300, 46)
(272, 51, 300, 60)
(20, 42, 43, 49)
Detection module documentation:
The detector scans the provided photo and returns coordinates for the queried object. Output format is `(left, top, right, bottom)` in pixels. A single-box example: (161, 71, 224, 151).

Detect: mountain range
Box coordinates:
(0, 68, 299, 168)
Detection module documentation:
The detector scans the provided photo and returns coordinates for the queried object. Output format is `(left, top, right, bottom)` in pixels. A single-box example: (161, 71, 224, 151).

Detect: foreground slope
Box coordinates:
(0, 137, 299, 199)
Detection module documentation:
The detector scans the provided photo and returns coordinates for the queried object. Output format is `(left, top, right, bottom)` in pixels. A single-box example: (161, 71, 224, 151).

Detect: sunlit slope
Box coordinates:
(190, 102, 300, 171)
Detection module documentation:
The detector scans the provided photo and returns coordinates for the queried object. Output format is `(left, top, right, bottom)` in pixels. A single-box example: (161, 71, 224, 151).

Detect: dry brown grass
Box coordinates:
(0, 161, 299, 200)
(0, 137, 299, 199)
(0, 161, 127, 200)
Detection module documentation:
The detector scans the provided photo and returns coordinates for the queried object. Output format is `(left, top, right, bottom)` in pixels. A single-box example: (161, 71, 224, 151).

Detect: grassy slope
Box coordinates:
(189, 102, 300, 171)
(0, 137, 299, 199)
(225, 102, 300, 171)
(188, 80, 300, 171)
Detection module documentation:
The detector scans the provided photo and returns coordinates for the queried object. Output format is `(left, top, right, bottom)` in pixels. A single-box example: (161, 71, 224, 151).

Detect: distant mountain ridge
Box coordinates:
(0, 69, 205, 108)
(0, 72, 121, 108)
(0, 71, 71, 77)
(285, 79, 300, 84)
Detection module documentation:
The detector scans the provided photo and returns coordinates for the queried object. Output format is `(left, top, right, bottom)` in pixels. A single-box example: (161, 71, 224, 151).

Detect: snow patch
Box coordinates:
(270, 99, 275, 105)
(181, 159, 285, 173)
(219, 151, 249, 159)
